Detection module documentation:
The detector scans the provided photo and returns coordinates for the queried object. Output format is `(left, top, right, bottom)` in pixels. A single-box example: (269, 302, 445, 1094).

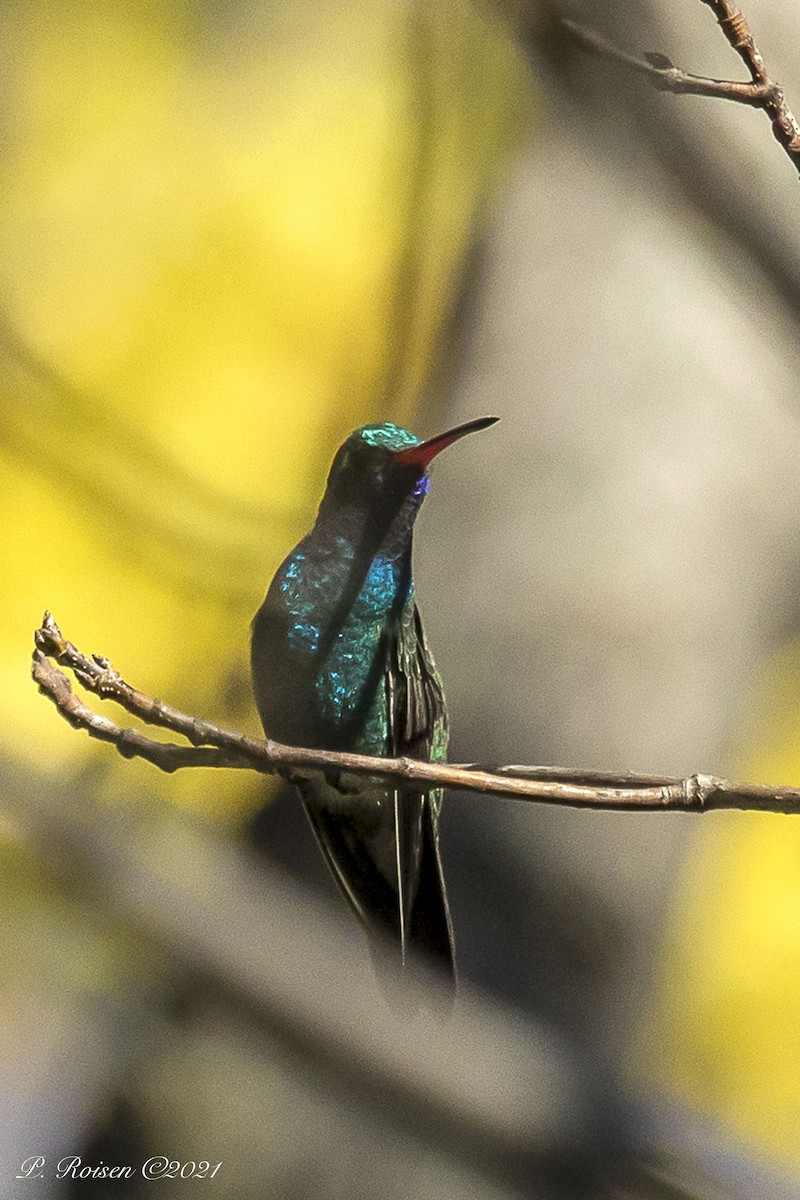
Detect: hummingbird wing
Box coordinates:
(386, 604, 455, 977)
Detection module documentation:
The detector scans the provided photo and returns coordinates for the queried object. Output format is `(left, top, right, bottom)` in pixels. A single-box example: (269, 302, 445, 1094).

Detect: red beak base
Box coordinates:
(393, 415, 499, 470)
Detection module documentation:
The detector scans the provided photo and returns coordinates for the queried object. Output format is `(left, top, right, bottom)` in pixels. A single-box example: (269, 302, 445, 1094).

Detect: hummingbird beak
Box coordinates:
(393, 415, 499, 470)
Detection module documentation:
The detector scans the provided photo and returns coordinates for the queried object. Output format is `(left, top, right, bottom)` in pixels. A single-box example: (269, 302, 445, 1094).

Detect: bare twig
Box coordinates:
(562, 22, 767, 105)
(564, 1, 800, 178)
(30, 612, 800, 815)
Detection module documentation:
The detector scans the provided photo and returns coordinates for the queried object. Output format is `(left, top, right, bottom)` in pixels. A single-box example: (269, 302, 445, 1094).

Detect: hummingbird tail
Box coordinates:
(393, 788, 423, 966)
(409, 799, 455, 979)
(369, 798, 457, 1016)
(301, 794, 456, 1003)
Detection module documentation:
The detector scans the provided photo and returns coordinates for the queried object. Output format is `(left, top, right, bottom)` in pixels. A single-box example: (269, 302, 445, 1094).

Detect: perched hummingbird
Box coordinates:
(251, 416, 498, 990)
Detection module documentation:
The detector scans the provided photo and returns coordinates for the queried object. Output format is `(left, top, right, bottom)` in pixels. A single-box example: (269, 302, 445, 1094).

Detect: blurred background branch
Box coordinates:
(5, 763, 582, 1200)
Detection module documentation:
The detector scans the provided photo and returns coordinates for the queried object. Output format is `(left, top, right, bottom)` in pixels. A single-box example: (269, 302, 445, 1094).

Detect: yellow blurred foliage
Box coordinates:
(637, 641, 800, 1170)
(0, 0, 533, 822)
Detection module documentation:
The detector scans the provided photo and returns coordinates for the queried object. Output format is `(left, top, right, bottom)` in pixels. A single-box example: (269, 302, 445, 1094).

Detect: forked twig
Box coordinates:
(564, 1, 800, 177)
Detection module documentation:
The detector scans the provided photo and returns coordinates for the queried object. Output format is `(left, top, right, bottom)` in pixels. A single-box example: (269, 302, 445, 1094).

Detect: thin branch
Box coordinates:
(30, 612, 800, 815)
(563, 2, 800, 178)
(700, 0, 767, 84)
(562, 21, 767, 105)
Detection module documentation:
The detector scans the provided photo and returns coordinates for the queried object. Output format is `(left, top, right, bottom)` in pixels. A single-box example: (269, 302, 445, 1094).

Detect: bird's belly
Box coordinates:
(301, 773, 390, 821)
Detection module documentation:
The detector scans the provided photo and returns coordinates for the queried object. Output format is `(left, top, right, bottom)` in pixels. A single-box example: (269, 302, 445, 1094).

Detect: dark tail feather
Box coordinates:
(302, 797, 455, 1012)
(374, 799, 456, 1017)
(302, 799, 400, 934)
(394, 789, 424, 965)
(410, 801, 455, 982)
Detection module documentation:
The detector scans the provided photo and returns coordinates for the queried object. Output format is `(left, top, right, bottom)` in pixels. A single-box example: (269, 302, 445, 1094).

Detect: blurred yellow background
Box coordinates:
(0, 7, 533, 1190)
(0, 0, 530, 819)
(638, 641, 800, 1171)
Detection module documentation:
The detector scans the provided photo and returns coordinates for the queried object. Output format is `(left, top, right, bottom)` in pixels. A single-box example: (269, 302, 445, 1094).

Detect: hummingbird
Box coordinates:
(250, 416, 498, 992)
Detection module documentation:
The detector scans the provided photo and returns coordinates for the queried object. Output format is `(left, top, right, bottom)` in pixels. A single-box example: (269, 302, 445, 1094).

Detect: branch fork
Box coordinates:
(564, 0, 800, 174)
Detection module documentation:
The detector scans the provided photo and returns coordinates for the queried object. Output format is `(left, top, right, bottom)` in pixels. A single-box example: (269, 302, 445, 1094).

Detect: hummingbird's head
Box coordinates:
(322, 417, 499, 519)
